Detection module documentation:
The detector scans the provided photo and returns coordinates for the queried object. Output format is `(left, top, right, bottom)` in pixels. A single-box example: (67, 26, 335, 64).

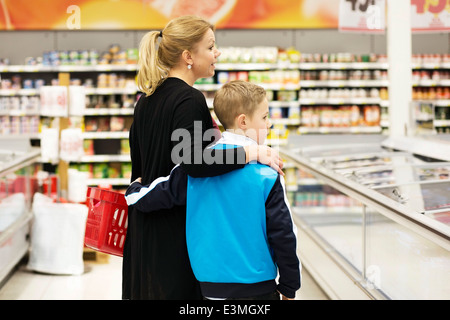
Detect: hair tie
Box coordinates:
(159, 30, 163, 38)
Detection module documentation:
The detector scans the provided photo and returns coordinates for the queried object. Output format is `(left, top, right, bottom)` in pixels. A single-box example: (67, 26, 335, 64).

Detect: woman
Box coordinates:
(123, 15, 283, 300)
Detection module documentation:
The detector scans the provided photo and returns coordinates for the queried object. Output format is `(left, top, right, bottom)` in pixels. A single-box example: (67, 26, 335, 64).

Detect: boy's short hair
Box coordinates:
(213, 80, 267, 129)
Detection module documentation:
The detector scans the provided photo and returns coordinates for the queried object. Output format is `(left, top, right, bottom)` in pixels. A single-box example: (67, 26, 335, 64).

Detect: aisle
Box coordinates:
(0, 255, 328, 300)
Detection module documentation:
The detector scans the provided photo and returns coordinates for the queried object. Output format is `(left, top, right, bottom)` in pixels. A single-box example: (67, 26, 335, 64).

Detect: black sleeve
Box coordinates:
(171, 89, 246, 178)
(265, 175, 301, 299)
(125, 165, 187, 212)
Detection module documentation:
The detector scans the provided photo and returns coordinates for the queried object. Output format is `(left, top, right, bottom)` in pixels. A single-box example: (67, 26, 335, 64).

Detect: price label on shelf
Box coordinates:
(411, 0, 450, 33)
(339, 0, 386, 33)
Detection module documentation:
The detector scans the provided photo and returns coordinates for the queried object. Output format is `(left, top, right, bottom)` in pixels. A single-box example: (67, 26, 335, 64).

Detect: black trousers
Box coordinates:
(204, 290, 280, 300)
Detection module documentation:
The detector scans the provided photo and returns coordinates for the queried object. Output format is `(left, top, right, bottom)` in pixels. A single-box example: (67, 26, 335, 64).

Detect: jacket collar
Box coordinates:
(215, 131, 258, 147)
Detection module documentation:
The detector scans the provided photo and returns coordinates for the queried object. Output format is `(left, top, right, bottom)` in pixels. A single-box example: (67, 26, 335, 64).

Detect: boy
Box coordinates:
(125, 80, 301, 300)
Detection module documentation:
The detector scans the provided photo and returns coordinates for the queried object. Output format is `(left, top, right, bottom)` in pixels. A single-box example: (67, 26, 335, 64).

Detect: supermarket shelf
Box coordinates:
(0, 64, 137, 73)
(271, 118, 301, 125)
(82, 131, 129, 139)
(298, 98, 388, 105)
(78, 154, 130, 162)
(0, 89, 40, 96)
(300, 80, 389, 88)
(269, 101, 301, 108)
(413, 79, 450, 87)
(434, 100, 450, 107)
(298, 126, 382, 134)
(1, 61, 449, 74)
(84, 87, 137, 95)
(434, 120, 450, 127)
(298, 62, 389, 70)
(83, 108, 134, 116)
(0, 110, 40, 116)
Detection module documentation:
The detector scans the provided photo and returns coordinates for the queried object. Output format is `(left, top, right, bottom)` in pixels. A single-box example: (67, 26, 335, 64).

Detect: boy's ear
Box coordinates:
(236, 114, 247, 129)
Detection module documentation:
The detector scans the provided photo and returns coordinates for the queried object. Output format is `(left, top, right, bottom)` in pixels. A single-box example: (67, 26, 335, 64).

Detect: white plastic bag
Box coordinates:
(27, 193, 88, 275)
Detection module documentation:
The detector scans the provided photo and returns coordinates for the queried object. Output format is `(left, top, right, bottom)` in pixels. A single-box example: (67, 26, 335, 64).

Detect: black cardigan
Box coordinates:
(123, 78, 245, 300)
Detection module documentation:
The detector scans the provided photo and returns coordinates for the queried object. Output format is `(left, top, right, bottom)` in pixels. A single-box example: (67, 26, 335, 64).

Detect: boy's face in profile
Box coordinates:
(245, 98, 271, 145)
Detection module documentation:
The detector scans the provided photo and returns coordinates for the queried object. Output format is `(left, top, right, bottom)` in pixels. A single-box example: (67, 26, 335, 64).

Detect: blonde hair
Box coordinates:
(213, 80, 267, 129)
(137, 15, 215, 96)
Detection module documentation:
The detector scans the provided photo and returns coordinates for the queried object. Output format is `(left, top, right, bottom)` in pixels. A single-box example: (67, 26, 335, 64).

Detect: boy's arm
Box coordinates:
(125, 164, 187, 212)
(265, 175, 301, 299)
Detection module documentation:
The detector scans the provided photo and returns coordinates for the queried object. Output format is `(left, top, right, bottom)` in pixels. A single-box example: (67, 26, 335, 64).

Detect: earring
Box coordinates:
(187, 64, 192, 70)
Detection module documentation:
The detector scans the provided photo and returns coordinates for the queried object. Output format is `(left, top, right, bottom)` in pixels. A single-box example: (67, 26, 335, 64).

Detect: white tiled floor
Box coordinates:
(0, 255, 328, 300)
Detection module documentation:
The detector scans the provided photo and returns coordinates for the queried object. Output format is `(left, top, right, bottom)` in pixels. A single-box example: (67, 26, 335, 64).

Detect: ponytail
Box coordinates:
(137, 31, 169, 96)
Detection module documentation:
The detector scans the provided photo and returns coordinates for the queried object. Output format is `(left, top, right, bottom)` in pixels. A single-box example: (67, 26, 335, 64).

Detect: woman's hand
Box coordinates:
(132, 177, 142, 184)
(245, 145, 284, 176)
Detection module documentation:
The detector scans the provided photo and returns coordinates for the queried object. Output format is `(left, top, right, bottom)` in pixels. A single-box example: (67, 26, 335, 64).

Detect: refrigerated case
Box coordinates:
(281, 134, 450, 300)
(0, 137, 40, 286)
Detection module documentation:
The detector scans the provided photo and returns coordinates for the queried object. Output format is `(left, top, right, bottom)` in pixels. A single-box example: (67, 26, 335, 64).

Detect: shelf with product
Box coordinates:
(410, 54, 450, 134)
(0, 45, 138, 190)
(0, 46, 139, 142)
(197, 48, 391, 142)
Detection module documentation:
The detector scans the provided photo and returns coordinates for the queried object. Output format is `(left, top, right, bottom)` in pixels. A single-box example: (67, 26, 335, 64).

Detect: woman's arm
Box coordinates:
(172, 90, 283, 178)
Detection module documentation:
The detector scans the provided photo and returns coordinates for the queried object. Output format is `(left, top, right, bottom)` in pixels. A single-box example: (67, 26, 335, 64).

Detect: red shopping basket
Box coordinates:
(84, 187, 128, 257)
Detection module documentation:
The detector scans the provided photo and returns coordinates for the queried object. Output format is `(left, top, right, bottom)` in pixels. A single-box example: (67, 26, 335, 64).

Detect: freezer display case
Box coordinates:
(281, 134, 450, 300)
(0, 137, 40, 286)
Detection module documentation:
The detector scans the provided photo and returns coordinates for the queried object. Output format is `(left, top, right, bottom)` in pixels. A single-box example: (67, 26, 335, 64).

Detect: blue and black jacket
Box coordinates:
(125, 132, 301, 299)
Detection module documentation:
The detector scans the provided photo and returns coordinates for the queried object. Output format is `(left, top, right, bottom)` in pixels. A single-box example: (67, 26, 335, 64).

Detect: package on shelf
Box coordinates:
(300, 105, 380, 128)
(267, 124, 289, 141)
(93, 163, 109, 179)
(120, 139, 130, 155)
(74, 163, 94, 179)
(110, 116, 125, 131)
(68, 168, 88, 203)
(217, 71, 248, 84)
(0, 95, 40, 114)
(300, 52, 380, 63)
(60, 128, 84, 162)
(83, 139, 94, 155)
(248, 70, 300, 86)
(288, 106, 300, 119)
(277, 90, 297, 101)
(413, 87, 450, 100)
(40, 127, 59, 163)
(121, 163, 132, 179)
(412, 53, 450, 65)
(300, 88, 381, 100)
(218, 46, 279, 64)
(0, 58, 9, 66)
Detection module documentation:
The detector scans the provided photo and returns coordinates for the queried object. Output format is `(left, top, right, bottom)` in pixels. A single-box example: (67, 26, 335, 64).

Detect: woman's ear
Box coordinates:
(182, 50, 193, 66)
